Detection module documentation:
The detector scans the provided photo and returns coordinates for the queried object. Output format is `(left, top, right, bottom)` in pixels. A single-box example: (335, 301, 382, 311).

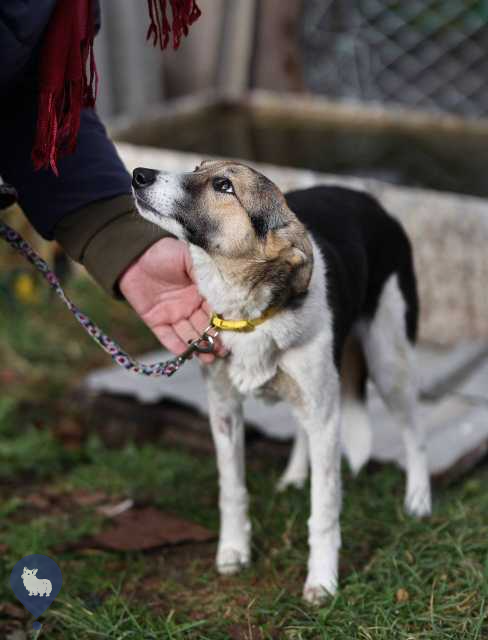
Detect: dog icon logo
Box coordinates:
(10, 554, 62, 631)
(21, 567, 53, 597)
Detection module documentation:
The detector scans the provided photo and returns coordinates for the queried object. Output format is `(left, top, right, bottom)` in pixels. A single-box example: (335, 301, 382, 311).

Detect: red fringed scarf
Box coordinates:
(147, 0, 201, 50)
(32, 0, 97, 175)
(33, 0, 201, 174)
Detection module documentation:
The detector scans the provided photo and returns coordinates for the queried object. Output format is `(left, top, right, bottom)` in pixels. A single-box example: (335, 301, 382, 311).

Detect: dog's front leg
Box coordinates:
(206, 363, 250, 575)
(293, 382, 342, 604)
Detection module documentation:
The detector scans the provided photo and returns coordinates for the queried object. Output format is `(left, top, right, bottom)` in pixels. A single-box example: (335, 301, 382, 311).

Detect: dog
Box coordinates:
(131, 160, 431, 603)
(21, 567, 52, 597)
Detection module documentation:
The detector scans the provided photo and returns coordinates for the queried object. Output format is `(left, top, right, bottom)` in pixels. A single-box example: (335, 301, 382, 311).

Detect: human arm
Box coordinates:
(56, 203, 227, 364)
(0, 102, 225, 362)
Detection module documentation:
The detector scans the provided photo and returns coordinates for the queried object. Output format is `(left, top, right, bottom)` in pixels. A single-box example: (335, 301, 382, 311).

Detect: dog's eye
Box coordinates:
(213, 177, 235, 195)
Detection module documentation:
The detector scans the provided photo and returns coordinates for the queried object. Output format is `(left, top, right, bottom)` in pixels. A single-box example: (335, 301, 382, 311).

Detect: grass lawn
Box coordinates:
(0, 256, 487, 639)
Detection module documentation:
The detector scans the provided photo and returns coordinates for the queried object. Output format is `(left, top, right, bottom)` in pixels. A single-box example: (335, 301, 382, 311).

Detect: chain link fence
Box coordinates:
(299, 0, 488, 118)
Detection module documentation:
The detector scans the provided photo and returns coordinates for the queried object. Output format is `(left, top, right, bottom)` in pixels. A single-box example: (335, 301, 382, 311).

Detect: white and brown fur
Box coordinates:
(131, 160, 431, 603)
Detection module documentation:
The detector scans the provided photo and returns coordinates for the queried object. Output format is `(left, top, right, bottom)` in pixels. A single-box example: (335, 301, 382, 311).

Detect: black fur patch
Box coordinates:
(249, 214, 274, 238)
(246, 174, 288, 239)
(273, 287, 309, 312)
(183, 176, 206, 199)
(285, 186, 419, 369)
(173, 194, 219, 252)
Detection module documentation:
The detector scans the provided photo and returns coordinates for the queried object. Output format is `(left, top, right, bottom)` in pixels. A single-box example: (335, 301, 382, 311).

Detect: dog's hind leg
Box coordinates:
(276, 425, 309, 491)
(205, 361, 250, 575)
(357, 274, 431, 517)
(340, 335, 372, 475)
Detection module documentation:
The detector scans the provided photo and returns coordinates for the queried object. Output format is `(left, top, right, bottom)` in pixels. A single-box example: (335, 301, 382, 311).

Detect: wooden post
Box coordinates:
(216, 0, 258, 97)
(252, 0, 305, 93)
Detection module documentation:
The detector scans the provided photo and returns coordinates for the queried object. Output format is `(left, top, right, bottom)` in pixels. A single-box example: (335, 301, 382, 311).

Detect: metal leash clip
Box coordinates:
(169, 325, 220, 374)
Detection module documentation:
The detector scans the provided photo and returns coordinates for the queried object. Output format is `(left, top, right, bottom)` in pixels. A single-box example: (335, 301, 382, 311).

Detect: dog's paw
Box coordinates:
(216, 547, 250, 575)
(303, 579, 336, 605)
(276, 473, 307, 492)
(405, 485, 432, 519)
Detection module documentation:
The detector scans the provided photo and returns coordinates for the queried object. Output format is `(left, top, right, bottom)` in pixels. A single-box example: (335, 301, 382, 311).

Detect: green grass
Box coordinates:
(1, 424, 487, 639)
(0, 249, 487, 639)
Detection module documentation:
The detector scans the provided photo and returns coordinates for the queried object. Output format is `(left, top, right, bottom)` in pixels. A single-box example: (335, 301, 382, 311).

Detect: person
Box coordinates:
(0, 0, 226, 364)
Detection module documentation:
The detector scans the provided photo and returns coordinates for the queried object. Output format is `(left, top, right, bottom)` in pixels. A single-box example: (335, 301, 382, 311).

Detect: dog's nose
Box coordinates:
(132, 167, 157, 189)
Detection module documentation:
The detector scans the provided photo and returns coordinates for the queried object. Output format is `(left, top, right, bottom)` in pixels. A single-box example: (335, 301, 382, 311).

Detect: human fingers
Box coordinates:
(186, 308, 216, 364)
(201, 300, 213, 317)
(152, 324, 189, 357)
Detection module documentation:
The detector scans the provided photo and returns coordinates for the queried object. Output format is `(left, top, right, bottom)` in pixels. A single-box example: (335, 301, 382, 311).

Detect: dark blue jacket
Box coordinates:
(0, 0, 131, 239)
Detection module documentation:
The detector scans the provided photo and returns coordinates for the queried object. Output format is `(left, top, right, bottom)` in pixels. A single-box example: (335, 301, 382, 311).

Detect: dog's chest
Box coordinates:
(224, 331, 278, 395)
(223, 333, 301, 405)
(252, 367, 303, 406)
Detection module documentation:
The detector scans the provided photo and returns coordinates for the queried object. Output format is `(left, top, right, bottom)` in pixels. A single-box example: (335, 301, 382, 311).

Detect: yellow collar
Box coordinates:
(210, 306, 280, 332)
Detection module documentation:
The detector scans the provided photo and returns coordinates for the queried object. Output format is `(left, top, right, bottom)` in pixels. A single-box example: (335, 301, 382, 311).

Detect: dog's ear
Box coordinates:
(33, 569, 38, 575)
(278, 231, 314, 296)
(239, 170, 314, 297)
(260, 224, 313, 304)
(239, 173, 290, 239)
(260, 206, 314, 299)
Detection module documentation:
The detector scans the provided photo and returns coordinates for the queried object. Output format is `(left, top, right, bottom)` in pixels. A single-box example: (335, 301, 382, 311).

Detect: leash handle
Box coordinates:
(0, 220, 217, 378)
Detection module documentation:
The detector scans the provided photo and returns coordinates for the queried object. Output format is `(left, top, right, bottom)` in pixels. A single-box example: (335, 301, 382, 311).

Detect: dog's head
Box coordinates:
(131, 160, 313, 307)
(22, 568, 37, 577)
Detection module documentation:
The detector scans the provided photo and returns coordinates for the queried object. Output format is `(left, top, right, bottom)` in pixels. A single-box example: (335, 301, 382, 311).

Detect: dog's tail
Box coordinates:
(340, 335, 372, 475)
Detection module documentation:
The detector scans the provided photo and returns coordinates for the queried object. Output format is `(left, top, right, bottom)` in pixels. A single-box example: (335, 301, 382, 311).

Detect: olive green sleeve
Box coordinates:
(53, 195, 176, 297)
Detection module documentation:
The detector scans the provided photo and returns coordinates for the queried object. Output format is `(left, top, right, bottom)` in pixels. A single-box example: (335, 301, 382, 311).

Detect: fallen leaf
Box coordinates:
(77, 549, 106, 557)
(188, 610, 207, 621)
(396, 588, 410, 603)
(41, 486, 64, 499)
(0, 369, 19, 384)
(5, 629, 27, 640)
(0, 603, 25, 620)
(227, 623, 262, 640)
(71, 489, 109, 507)
(89, 507, 215, 551)
(53, 416, 85, 450)
(140, 576, 164, 592)
(24, 494, 50, 510)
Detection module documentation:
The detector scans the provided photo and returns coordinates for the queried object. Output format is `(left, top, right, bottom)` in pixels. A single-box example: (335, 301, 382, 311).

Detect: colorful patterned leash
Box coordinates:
(0, 219, 219, 377)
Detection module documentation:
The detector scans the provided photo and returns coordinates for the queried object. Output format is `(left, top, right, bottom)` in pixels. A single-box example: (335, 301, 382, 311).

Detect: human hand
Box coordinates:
(119, 237, 228, 364)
